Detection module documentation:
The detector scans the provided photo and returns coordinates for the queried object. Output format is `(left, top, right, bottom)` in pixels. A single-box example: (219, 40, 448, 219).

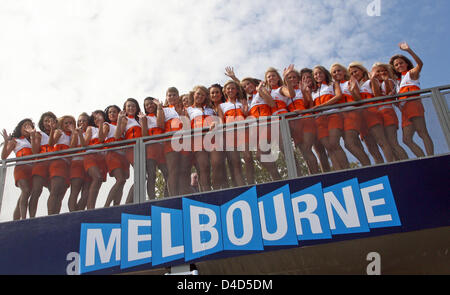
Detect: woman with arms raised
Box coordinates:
(389, 42, 433, 157)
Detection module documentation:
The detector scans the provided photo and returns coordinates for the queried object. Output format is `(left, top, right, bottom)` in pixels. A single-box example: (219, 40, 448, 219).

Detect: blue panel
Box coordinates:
(79, 223, 121, 274)
(120, 214, 152, 269)
(182, 198, 223, 262)
(258, 184, 298, 246)
(359, 176, 401, 228)
(151, 206, 184, 266)
(290, 182, 332, 240)
(323, 178, 370, 235)
(220, 186, 264, 251)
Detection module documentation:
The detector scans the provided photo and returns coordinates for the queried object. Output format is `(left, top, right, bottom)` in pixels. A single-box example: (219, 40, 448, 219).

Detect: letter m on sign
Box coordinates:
(79, 223, 121, 274)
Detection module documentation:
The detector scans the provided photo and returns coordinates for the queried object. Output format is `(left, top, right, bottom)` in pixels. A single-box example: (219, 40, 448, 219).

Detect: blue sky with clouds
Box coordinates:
(0, 0, 449, 219)
(0, 0, 448, 135)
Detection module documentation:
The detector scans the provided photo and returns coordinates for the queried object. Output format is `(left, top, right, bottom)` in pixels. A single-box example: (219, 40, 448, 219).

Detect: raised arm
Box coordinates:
(1, 129, 15, 160)
(399, 42, 423, 80)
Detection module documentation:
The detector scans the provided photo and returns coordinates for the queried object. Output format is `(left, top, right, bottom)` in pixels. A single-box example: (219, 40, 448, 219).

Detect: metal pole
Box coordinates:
(279, 116, 298, 179)
(431, 88, 450, 149)
(0, 161, 6, 214)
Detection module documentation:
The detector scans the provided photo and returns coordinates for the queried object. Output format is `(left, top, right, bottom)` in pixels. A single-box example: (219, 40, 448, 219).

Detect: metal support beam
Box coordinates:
(431, 88, 450, 149)
(279, 117, 298, 179)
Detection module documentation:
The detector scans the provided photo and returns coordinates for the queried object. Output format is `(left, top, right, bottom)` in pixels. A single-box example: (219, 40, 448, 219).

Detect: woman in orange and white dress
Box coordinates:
(103, 105, 129, 207)
(67, 112, 90, 212)
(162, 87, 192, 196)
(48, 115, 78, 215)
(1, 119, 38, 220)
(330, 63, 371, 166)
(220, 80, 248, 187)
(311, 65, 349, 170)
(371, 62, 409, 161)
(28, 111, 57, 218)
(116, 98, 142, 203)
(186, 86, 216, 191)
(389, 42, 434, 157)
(284, 68, 321, 174)
(208, 83, 229, 189)
(241, 76, 281, 181)
(141, 97, 169, 199)
(82, 110, 108, 209)
(348, 62, 395, 163)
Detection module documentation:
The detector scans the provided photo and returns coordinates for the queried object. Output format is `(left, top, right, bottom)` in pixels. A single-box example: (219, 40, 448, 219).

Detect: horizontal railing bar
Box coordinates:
(2, 85, 447, 164)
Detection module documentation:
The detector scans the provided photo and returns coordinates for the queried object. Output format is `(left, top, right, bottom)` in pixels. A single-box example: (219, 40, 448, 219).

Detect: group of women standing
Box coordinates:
(2, 42, 435, 220)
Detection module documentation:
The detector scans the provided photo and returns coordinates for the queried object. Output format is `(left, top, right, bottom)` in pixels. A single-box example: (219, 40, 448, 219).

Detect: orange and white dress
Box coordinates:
(13, 137, 33, 187)
(396, 71, 424, 128)
(339, 80, 363, 133)
(145, 113, 165, 162)
(287, 87, 316, 144)
(162, 106, 184, 154)
(269, 87, 289, 115)
(248, 91, 272, 145)
(378, 79, 399, 128)
(220, 101, 246, 149)
(186, 106, 215, 152)
(359, 80, 383, 131)
(312, 82, 343, 140)
(83, 127, 107, 181)
(70, 131, 87, 181)
(123, 116, 142, 164)
(104, 122, 130, 178)
(49, 131, 71, 184)
(31, 131, 52, 182)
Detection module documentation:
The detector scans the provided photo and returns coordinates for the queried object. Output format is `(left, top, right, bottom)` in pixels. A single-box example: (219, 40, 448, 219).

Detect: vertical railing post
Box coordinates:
(431, 88, 450, 149)
(133, 139, 146, 204)
(0, 160, 6, 214)
(279, 116, 298, 179)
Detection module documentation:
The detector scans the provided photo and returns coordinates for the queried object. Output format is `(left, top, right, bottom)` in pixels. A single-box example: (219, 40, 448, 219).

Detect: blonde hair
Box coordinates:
(192, 85, 211, 107)
(348, 62, 370, 81)
(223, 80, 244, 101)
(330, 63, 350, 81)
(264, 67, 284, 90)
(57, 115, 76, 130)
(371, 62, 395, 80)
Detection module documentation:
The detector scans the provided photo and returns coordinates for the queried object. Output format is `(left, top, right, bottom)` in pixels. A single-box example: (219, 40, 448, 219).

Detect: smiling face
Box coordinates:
(125, 101, 137, 116)
(193, 88, 207, 106)
(372, 65, 387, 81)
(331, 65, 345, 81)
(313, 68, 326, 84)
(20, 121, 34, 137)
(42, 116, 55, 133)
(392, 57, 408, 73)
(265, 71, 280, 88)
(209, 86, 223, 104)
(224, 82, 238, 101)
(349, 66, 364, 82)
(107, 107, 119, 123)
(285, 71, 299, 87)
(144, 99, 156, 114)
(241, 80, 256, 95)
(77, 115, 89, 131)
(166, 91, 179, 106)
(63, 117, 75, 132)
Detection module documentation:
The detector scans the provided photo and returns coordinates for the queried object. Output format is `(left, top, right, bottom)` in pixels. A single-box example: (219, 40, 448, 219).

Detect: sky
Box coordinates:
(0, 0, 449, 220)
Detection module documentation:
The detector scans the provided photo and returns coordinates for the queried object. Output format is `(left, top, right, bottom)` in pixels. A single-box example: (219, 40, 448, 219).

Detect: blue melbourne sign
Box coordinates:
(78, 175, 401, 274)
